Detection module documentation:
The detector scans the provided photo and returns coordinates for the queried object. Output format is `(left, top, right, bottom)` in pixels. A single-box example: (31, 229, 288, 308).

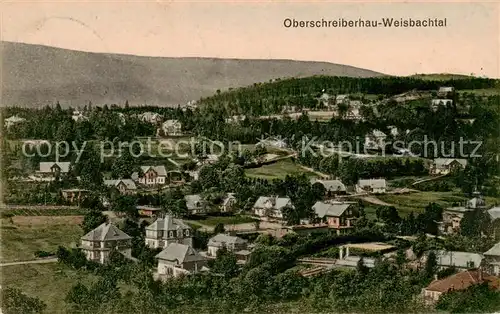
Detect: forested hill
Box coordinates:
(1, 41, 383, 107)
(197, 75, 499, 116)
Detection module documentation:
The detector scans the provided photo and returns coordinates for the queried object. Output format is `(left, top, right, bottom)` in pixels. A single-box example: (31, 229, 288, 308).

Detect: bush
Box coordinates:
(34, 250, 54, 258)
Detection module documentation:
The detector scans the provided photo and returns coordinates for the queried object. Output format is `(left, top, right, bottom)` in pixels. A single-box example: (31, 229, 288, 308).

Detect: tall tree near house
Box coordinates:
(282, 205, 300, 225)
(81, 209, 107, 234)
(214, 223, 225, 234)
(175, 198, 189, 217)
(460, 208, 491, 238)
(111, 148, 135, 179)
(78, 144, 104, 190)
(424, 251, 438, 278)
(211, 247, 239, 278)
(111, 195, 139, 219)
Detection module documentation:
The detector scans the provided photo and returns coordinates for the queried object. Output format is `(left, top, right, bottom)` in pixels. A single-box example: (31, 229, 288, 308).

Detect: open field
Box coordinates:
(1, 218, 83, 262)
(245, 160, 317, 180)
(377, 191, 468, 214)
(1, 207, 86, 217)
(2, 263, 98, 313)
(458, 88, 500, 96)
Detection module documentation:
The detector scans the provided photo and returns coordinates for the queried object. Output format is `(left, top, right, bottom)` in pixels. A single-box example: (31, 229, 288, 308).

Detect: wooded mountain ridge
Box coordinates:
(2, 41, 383, 107)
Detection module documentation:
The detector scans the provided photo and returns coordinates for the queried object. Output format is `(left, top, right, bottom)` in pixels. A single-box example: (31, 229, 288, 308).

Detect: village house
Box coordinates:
(253, 196, 293, 220)
(364, 130, 387, 150)
(422, 250, 484, 271)
(312, 201, 359, 234)
(196, 154, 220, 166)
(145, 215, 193, 249)
(185, 194, 206, 214)
(220, 193, 237, 213)
(430, 158, 468, 175)
(137, 205, 162, 218)
(355, 179, 387, 194)
(155, 243, 208, 278)
(335, 94, 349, 105)
(440, 191, 487, 234)
(138, 112, 163, 124)
(260, 136, 288, 149)
(161, 119, 182, 136)
(132, 165, 167, 186)
(38, 162, 71, 176)
(4, 115, 26, 129)
(421, 269, 498, 305)
(311, 179, 347, 196)
(437, 86, 455, 97)
(335, 245, 377, 269)
(488, 206, 500, 222)
(207, 233, 248, 257)
(61, 188, 90, 204)
(431, 99, 453, 111)
(104, 179, 137, 194)
(484, 242, 500, 276)
(80, 223, 132, 264)
(71, 110, 88, 122)
(225, 115, 247, 124)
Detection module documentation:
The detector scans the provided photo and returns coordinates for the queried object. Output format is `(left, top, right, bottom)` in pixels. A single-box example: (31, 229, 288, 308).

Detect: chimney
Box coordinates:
(478, 267, 483, 281)
(434, 274, 438, 281)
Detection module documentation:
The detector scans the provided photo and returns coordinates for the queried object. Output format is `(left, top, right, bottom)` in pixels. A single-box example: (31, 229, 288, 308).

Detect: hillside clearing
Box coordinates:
(245, 160, 318, 180)
(1, 220, 83, 262)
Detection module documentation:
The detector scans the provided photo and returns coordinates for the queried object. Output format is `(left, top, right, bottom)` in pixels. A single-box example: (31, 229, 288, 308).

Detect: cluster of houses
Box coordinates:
(420, 245, 500, 304)
(431, 86, 455, 112)
(440, 189, 500, 235)
(80, 214, 252, 279)
(79, 212, 500, 305)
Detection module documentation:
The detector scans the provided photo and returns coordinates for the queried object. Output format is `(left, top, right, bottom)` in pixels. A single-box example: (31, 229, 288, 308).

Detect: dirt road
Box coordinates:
(0, 258, 58, 267)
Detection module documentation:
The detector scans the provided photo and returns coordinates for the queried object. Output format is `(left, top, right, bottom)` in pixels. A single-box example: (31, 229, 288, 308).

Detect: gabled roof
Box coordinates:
(313, 201, 353, 218)
(425, 270, 497, 293)
(434, 250, 484, 268)
(163, 119, 181, 127)
(484, 242, 500, 257)
(438, 86, 455, 93)
(155, 243, 206, 263)
(208, 233, 247, 247)
(104, 179, 137, 190)
(185, 194, 204, 210)
(81, 223, 131, 242)
(146, 215, 191, 232)
(357, 179, 387, 189)
(467, 197, 486, 209)
(222, 193, 236, 206)
(253, 196, 292, 210)
(5, 115, 26, 123)
(433, 158, 468, 168)
(140, 165, 167, 176)
(488, 207, 500, 221)
(313, 179, 346, 192)
(39, 162, 71, 173)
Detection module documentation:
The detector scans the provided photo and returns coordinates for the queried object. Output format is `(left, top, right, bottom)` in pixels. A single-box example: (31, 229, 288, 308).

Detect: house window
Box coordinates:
(466, 261, 475, 268)
(184, 229, 190, 236)
(169, 231, 174, 238)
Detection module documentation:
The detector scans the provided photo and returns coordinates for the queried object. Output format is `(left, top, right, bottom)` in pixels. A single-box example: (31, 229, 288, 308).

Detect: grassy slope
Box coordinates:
(1, 220, 83, 262)
(2, 263, 98, 313)
(245, 160, 318, 180)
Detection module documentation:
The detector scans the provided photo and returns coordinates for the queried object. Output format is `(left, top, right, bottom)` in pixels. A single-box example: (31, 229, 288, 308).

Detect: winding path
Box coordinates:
(0, 258, 58, 267)
(411, 174, 448, 186)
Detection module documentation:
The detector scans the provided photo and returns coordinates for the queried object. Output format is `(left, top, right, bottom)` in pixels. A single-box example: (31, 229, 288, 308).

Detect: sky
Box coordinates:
(2, 0, 499, 78)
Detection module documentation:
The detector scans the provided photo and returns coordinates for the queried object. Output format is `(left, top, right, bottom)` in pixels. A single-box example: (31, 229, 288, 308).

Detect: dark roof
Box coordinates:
(81, 223, 131, 242)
